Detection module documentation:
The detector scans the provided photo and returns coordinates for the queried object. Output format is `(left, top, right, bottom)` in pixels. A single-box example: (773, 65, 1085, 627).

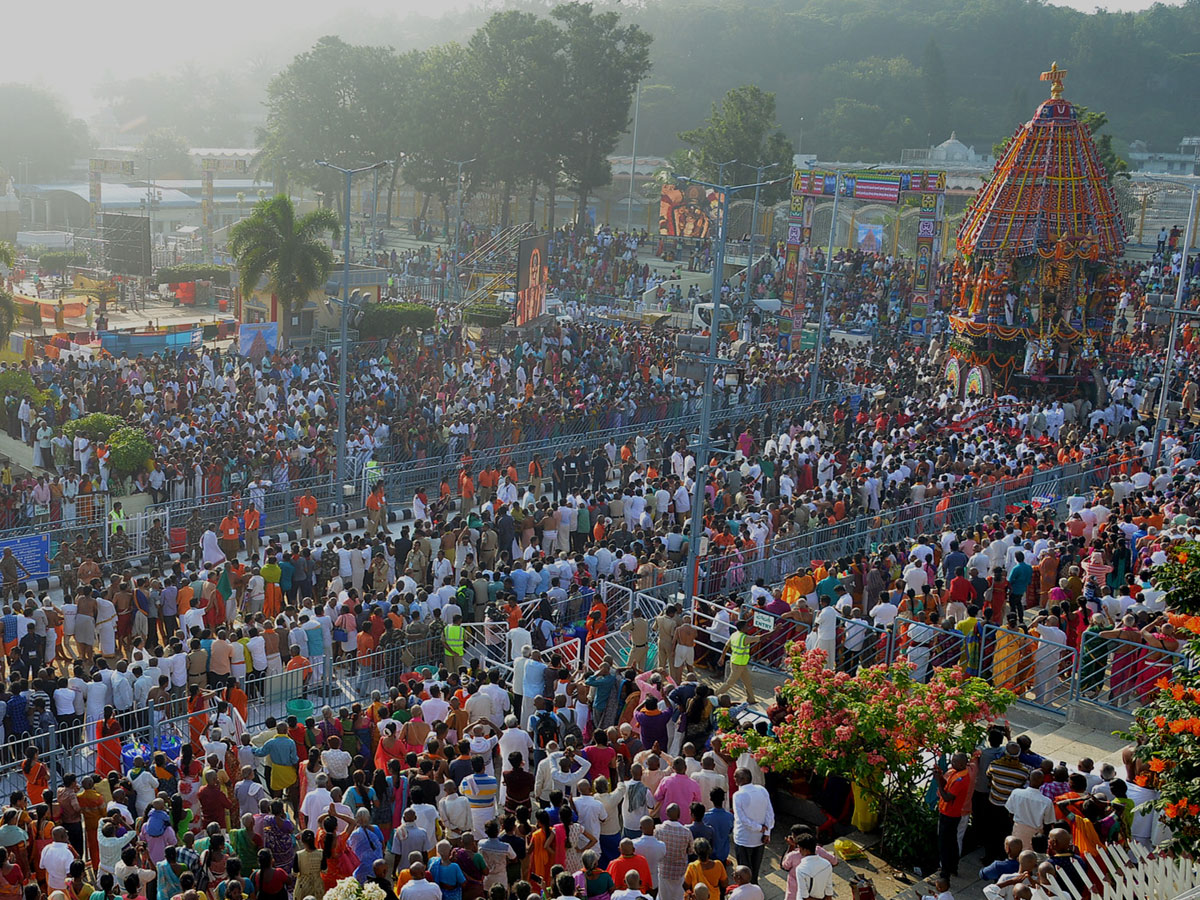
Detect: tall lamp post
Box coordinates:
(674, 170, 789, 608)
(445, 158, 475, 304)
(1146, 175, 1200, 469)
(625, 82, 641, 233)
(315, 158, 390, 512)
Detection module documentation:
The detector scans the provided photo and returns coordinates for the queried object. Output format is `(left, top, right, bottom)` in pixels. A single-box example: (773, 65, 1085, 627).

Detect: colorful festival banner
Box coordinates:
(238, 322, 279, 361)
(658, 184, 724, 239)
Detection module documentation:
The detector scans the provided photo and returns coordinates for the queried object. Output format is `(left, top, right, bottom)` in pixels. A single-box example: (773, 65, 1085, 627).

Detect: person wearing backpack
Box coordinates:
(531, 698, 561, 766)
(554, 698, 584, 747)
(531, 615, 554, 651)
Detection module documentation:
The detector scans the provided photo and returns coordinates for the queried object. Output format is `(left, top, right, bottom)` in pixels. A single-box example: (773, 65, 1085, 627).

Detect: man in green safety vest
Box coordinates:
(108, 501, 127, 536)
(444, 613, 466, 673)
(716, 620, 763, 704)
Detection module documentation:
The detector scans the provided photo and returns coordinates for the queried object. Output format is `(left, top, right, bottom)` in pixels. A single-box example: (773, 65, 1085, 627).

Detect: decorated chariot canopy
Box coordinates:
(946, 63, 1128, 399)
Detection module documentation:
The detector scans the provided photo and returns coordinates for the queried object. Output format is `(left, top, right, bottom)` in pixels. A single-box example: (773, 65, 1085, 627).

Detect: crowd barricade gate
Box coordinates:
(834, 614, 892, 673)
(1072, 629, 1188, 714)
(891, 616, 968, 684)
(980, 623, 1079, 714)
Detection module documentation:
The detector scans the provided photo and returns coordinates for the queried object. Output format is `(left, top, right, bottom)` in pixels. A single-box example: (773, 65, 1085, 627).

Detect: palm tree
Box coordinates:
(228, 194, 341, 345)
(0, 240, 15, 269)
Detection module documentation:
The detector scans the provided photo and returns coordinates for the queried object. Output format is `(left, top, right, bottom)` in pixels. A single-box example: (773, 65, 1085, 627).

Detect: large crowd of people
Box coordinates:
(0, 225, 1194, 900)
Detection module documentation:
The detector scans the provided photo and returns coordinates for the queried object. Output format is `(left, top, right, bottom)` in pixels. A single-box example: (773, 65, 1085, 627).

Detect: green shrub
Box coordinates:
(39, 252, 88, 274)
(0, 371, 53, 409)
(156, 264, 232, 286)
(0, 371, 39, 400)
(463, 303, 511, 327)
(62, 413, 124, 441)
(359, 302, 436, 336)
(109, 426, 153, 475)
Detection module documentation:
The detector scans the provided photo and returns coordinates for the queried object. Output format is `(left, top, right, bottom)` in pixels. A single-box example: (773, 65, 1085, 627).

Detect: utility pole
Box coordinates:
(445, 158, 475, 304)
(1151, 178, 1200, 469)
(315, 158, 390, 512)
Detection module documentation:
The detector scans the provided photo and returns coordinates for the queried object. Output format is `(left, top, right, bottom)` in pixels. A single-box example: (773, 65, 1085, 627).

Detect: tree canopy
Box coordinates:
(0, 83, 89, 182)
(678, 85, 795, 202)
(256, 2, 650, 228)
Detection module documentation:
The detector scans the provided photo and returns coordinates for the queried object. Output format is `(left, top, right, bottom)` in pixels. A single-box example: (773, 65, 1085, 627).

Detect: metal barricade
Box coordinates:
(980, 623, 1078, 714)
(890, 616, 967, 683)
(1073, 629, 1188, 714)
(746, 606, 810, 672)
(836, 614, 891, 674)
(690, 598, 749, 673)
(0, 703, 222, 800)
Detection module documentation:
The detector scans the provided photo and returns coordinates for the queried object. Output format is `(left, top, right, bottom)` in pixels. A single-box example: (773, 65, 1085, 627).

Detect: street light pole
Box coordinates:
(445, 158, 475, 304)
(1150, 178, 1200, 469)
(315, 158, 389, 512)
(625, 82, 641, 233)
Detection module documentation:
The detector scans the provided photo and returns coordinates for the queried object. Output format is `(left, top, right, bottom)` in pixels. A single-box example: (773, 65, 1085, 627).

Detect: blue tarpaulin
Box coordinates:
(98, 329, 200, 356)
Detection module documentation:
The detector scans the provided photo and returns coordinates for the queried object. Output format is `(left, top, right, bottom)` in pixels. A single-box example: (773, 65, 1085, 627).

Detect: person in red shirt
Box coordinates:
(606, 837, 652, 892)
(197, 769, 236, 829)
(935, 753, 972, 878)
(948, 569, 975, 607)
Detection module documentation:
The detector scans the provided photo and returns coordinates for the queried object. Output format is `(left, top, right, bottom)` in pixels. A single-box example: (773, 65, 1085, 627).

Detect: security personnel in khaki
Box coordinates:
(716, 620, 763, 704)
(444, 613, 466, 672)
(620, 612, 650, 671)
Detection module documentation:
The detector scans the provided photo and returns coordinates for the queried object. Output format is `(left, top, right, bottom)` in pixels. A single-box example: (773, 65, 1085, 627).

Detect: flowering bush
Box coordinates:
(720, 643, 1014, 788)
(716, 643, 1014, 864)
(324, 877, 386, 900)
(1123, 541, 1200, 853)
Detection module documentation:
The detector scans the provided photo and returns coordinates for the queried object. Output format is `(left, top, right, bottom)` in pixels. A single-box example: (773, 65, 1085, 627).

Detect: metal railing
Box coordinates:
(0, 703, 219, 803)
(631, 579, 1181, 719)
(980, 624, 1079, 714)
(1073, 630, 1188, 713)
(895, 616, 969, 683)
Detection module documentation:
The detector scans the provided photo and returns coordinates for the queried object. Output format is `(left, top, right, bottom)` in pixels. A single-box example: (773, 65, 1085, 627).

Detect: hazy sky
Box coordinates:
(2, 0, 1186, 116)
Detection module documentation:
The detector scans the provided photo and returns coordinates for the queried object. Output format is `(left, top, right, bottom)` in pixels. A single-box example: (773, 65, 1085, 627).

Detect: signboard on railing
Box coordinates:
(0, 533, 50, 579)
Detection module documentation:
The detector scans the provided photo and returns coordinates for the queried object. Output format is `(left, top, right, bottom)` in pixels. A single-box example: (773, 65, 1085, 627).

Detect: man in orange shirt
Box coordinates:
(457, 469, 476, 512)
(528, 456, 544, 499)
(478, 467, 497, 503)
(298, 491, 319, 541)
(366, 483, 387, 537)
(243, 505, 262, 560)
(218, 511, 241, 562)
(285, 643, 312, 683)
(934, 752, 972, 878)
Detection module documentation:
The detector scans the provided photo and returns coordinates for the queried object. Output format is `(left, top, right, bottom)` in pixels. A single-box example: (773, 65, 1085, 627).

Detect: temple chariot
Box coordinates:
(945, 64, 1127, 401)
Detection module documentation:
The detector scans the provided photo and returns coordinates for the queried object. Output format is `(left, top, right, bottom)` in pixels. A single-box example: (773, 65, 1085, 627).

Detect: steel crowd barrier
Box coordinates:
(1072, 629, 1189, 713)
(0, 703, 221, 803)
(977, 624, 1078, 713)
